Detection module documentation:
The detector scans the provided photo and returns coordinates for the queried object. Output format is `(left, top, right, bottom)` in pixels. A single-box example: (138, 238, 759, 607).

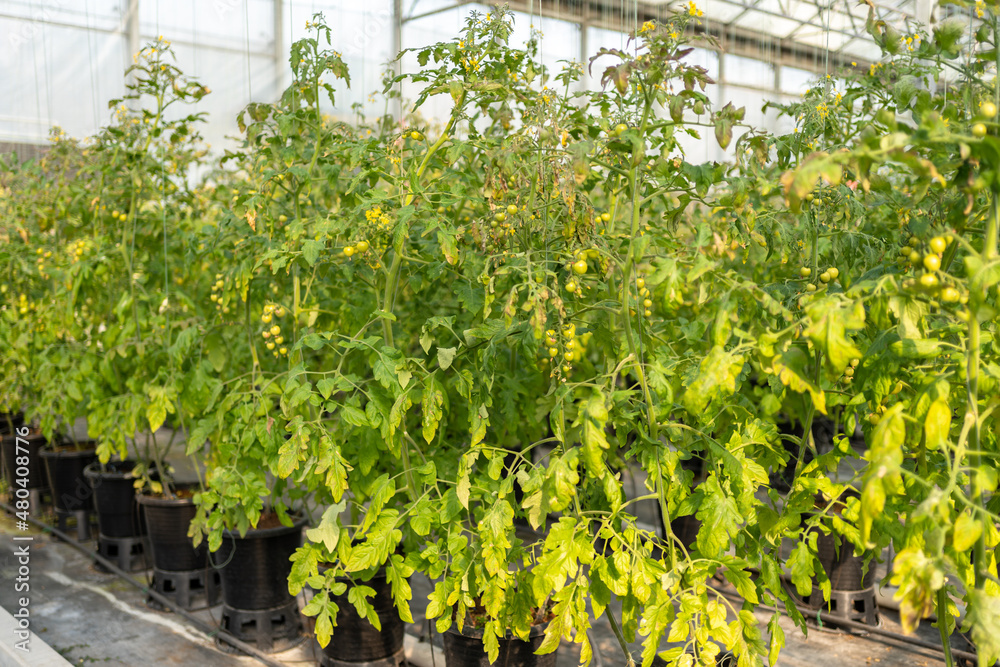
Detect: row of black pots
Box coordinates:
(1, 433, 555, 664)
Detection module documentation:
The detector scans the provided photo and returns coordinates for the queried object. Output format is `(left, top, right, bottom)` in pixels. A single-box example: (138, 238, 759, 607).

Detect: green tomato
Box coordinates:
(572, 259, 588, 275)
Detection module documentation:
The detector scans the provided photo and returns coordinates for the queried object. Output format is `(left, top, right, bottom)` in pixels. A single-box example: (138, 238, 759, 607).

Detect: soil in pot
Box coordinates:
(215, 512, 305, 610)
(443, 618, 557, 667)
(313, 565, 405, 662)
(138, 487, 207, 572)
(41, 443, 98, 513)
(84, 460, 147, 538)
(2, 430, 49, 491)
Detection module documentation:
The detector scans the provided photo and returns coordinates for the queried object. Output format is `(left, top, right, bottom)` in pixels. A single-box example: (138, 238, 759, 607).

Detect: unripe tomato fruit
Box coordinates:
(982, 101, 998, 118)
(565, 281, 577, 293)
(919, 273, 939, 289)
(929, 236, 947, 254)
(941, 287, 961, 303)
(828, 267, 839, 279)
(572, 260, 588, 275)
(805, 283, 817, 292)
(820, 272, 831, 283)
(355, 240, 369, 253)
(973, 122, 988, 138)
(344, 246, 355, 257)
(507, 204, 518, 216)
(800, 267, 811, 277)
(923, 254, 941, 271)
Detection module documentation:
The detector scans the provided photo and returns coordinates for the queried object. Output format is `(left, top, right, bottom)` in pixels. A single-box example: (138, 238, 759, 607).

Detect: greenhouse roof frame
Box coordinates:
(402, 0, 938, 72)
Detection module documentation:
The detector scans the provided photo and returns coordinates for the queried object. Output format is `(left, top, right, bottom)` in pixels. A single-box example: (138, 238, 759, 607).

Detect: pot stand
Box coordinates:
(320, 650, 407, 667)
(795, 587, 879, 628)
(55, 507, 94, 541)
(149, 567, 222, 611)
(95, 534, 147, 572)
(218, 599, 303, 654)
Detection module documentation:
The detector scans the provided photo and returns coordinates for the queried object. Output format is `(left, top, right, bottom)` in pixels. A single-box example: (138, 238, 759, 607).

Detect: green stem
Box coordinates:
(937, 587, 954, 667)
(606, 607, 636, 667)
(620, 94, 657, 442)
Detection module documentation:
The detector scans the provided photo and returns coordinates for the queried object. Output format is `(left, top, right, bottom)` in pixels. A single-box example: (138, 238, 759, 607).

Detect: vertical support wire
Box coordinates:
(85, 0, 102, 133)
(27, 0, 43, 145)
(39, 0, 54, 130)
(245, 0, 254, 102)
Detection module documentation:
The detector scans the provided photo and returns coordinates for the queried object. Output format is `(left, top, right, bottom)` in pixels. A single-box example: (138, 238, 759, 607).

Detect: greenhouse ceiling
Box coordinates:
(403, 0, 934, 66)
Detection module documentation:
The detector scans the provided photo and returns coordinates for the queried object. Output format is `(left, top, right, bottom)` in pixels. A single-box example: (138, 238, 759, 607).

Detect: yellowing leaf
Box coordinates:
(953, 511, 982, 553)
(923, 399, 951, 451)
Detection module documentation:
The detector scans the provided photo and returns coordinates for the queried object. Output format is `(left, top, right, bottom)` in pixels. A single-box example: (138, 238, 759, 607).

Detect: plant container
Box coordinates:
(84, 460, 148, 571)
(138, 489, 220, 609)
(42, 445, 98, 513)
(313, 565, 405, 665)
(2, 430, 48, 491)
(443, 622, 556, 667)
(0, 413, 25, 436)
(41, 444, 98, 539)
(84, 460, 147, 537)
(215, 515, 305, 653)
(790, 490, 879, 626)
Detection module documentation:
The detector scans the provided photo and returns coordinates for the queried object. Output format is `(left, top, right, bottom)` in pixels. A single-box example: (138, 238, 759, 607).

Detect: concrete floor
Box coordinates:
(0, 424, 970, 666)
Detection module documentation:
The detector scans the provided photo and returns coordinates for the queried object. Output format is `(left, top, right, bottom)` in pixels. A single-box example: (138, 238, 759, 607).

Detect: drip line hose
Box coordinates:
(709, 584, 978, 664)
(0, 501, 286, 667)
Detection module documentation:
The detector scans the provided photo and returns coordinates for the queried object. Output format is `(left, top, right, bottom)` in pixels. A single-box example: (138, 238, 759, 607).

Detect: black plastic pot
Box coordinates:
(443, 622, 556, 667)
(0, 413, 25, 435)
(817, 531, 876, 592)
(41, 446, 98, 513)
(216, 517, 305, 610)
(84, 460, 146, 538)
(316, 566, 405, 663)
(137, 491, 206, 572)
(2, 431, 48, 490)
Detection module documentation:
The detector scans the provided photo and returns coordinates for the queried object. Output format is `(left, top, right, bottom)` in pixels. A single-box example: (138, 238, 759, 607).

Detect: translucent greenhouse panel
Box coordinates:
(0, 17, 126, 143)
(138, 0, 275, 47)
(723, 54, 775, 90)
(780, 66, 815, 96)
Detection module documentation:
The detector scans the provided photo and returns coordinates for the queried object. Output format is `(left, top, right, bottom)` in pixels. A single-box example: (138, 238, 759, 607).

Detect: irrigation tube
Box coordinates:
(709, 584, 979, 664)
(0, 501, 286, 667)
